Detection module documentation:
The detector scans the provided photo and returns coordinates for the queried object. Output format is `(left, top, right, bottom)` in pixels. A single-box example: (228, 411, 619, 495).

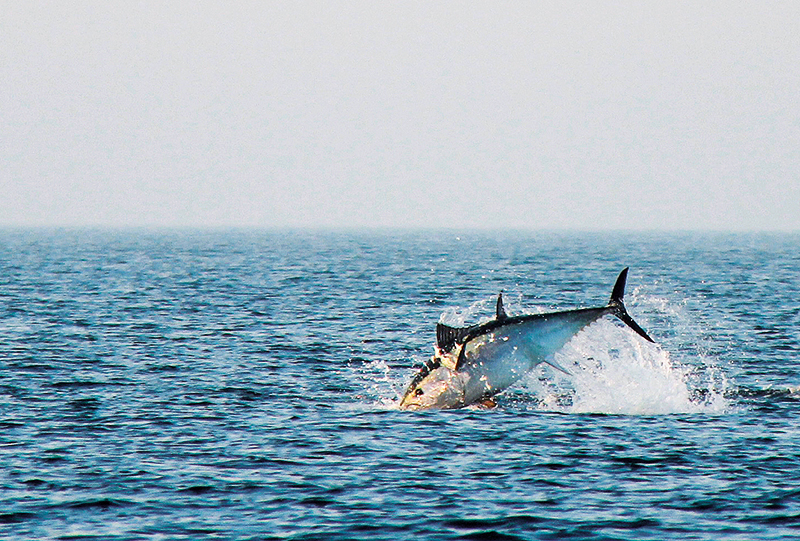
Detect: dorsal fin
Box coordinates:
(496, 292, 507, 321)
(436, 323, 473, 353)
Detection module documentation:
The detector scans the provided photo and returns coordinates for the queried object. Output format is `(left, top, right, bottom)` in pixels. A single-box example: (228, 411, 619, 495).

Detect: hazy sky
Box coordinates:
(2, 2, 799, 230)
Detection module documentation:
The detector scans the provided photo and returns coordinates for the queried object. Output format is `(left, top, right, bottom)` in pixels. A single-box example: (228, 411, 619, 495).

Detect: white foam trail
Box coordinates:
(522, 290, 732, 415)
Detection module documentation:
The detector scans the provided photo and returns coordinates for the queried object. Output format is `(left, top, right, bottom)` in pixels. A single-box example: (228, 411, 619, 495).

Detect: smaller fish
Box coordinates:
(399, 268, 654, 410)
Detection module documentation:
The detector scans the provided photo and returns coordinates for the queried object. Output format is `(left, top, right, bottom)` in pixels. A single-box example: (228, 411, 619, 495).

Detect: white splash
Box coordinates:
(524, 319, 730, 414)
(439, 291, 534, 327)
(349, 359, 406, 409)
(522, 289, 732, 415)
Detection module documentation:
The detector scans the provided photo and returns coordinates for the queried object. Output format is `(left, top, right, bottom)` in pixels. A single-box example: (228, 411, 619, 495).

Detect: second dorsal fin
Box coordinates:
(496, 292, 507, 321)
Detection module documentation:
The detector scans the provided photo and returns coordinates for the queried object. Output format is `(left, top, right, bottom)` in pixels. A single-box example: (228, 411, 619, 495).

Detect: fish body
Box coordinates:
(399, 268, 654, 410)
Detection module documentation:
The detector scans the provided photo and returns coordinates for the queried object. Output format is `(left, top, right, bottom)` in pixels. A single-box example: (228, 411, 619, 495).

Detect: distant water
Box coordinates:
(2, 229, 799, 540)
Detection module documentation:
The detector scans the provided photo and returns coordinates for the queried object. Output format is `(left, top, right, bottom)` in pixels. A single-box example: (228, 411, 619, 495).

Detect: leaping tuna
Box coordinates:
(399, 268, 655, 410)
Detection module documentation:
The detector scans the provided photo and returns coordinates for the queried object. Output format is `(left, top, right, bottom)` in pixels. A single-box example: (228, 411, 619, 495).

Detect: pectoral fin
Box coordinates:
(522, 342, 572, 375)
(544, 358, 572, 376)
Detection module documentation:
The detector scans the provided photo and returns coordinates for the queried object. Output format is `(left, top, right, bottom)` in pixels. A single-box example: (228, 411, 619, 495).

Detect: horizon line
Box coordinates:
(1, 224, 798, 235)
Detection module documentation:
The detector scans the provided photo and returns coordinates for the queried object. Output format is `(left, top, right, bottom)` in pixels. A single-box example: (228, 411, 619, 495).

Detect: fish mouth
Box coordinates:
(398, 399, 421, 411)
(398, 386, 430, 410)
(398, 370, 469, 411)
(398, 392, 413, 410)
(398, 396, 437, 411)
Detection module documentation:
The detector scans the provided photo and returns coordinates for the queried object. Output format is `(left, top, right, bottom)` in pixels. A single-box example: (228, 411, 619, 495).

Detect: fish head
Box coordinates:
(399, 356, 466, 410)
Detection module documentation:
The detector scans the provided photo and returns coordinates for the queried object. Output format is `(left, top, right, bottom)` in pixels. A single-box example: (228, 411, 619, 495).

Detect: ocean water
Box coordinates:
(1, 229, 799, 540)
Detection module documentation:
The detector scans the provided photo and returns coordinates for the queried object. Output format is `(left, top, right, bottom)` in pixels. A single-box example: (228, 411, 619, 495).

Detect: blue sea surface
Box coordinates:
(1, 229, 799, 540)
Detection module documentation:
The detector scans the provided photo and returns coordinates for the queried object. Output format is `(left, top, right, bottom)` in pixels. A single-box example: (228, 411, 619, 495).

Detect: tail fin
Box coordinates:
(608, 268, 655, 343)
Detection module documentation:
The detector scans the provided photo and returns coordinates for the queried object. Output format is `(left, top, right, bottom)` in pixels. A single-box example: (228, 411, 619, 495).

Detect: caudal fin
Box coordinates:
(609, 268, 655, 343)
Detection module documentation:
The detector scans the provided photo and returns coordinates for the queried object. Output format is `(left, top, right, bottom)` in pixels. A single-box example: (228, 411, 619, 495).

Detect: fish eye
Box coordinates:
(414, 388, 424, 396)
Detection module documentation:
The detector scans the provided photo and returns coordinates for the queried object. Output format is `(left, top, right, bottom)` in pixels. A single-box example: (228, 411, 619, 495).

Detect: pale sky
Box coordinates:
(2, 1, 799, 230)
